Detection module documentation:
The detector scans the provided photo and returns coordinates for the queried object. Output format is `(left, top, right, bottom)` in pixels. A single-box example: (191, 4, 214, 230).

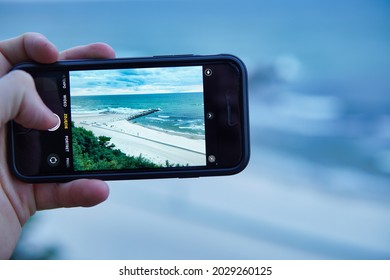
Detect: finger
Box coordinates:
(59, 42, 115, 60)
(34, 179, 110, 210)
(0, 32, 59, 76)
(0, 70, 58, 129)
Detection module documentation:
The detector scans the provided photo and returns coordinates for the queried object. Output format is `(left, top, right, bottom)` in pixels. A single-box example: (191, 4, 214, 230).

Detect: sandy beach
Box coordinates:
(72, 112, 206, 166)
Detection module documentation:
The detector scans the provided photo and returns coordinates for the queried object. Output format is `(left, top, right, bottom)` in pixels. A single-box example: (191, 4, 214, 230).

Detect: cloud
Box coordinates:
(69, 66, 203, 96)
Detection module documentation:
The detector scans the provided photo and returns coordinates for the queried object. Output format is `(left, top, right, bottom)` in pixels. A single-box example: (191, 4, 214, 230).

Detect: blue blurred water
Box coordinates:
(2, 0, 389, 259)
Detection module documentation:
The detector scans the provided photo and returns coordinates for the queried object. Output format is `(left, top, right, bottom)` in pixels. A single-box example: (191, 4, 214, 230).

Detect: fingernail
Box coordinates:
(48, 113, 61, 131)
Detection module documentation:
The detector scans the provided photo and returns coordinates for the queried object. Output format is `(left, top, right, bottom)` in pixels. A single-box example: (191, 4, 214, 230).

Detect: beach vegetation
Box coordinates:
(72, 124, 161, 171)
(164, 160, 186, 168)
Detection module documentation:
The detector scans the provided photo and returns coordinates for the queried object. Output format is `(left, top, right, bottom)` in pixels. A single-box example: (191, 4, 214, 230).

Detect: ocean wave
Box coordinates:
(71, 108, 107, 114)
(173, 119, 202, 125)
(100, 107, 146, 115)
(71, 107, 153, 117)
(146, 117, 170, 122)
(179, 124, 205, 131)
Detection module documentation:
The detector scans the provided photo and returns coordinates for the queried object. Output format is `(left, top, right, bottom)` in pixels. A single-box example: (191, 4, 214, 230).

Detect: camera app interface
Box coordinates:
(68, 66, 207, 172)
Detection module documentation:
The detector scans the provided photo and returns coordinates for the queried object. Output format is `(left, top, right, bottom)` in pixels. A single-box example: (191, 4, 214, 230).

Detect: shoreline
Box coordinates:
(72, 112, 206, 166)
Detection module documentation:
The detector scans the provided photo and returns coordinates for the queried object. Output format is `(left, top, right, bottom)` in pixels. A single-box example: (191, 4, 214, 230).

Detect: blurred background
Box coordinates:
(1, 0, 389, 259)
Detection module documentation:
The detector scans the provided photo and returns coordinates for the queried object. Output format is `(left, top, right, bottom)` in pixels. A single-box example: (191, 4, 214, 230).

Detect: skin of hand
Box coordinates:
(0, 32, 115, 259)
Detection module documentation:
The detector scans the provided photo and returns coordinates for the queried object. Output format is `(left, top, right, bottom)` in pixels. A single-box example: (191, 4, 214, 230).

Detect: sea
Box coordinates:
(70, 92, 205, 137)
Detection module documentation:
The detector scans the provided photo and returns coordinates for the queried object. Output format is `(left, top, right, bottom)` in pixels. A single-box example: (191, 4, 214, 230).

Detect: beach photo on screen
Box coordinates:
(69, 66, 206, 171)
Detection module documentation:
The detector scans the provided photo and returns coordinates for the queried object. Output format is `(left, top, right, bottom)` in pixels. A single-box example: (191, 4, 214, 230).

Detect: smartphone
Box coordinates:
(8, 54, 250, 182)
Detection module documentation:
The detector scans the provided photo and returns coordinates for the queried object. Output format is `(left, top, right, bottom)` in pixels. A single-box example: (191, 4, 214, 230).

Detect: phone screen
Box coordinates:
(69, 66, 206, 171)
(10, 56, 249, 181)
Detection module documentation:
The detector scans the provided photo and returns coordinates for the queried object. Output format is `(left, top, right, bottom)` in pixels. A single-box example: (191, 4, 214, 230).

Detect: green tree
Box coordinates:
(72, 124, 167, 171)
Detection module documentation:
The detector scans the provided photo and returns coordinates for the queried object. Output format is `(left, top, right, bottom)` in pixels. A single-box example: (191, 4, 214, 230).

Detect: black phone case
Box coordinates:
(8, 54, 250, 182)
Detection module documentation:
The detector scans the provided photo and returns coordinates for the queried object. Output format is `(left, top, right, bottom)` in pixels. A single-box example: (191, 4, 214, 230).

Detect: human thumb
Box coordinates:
(0, 70, 58, 130)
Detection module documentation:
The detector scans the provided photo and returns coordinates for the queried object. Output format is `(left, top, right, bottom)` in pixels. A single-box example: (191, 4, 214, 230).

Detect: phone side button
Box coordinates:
(153, 54, 194, 58)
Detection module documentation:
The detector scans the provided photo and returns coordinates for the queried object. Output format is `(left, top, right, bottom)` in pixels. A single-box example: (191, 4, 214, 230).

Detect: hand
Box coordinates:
(0, 33, 115, 259)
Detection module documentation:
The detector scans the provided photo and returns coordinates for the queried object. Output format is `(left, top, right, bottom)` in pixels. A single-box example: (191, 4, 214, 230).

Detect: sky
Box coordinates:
(69, 66, 203, 96)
